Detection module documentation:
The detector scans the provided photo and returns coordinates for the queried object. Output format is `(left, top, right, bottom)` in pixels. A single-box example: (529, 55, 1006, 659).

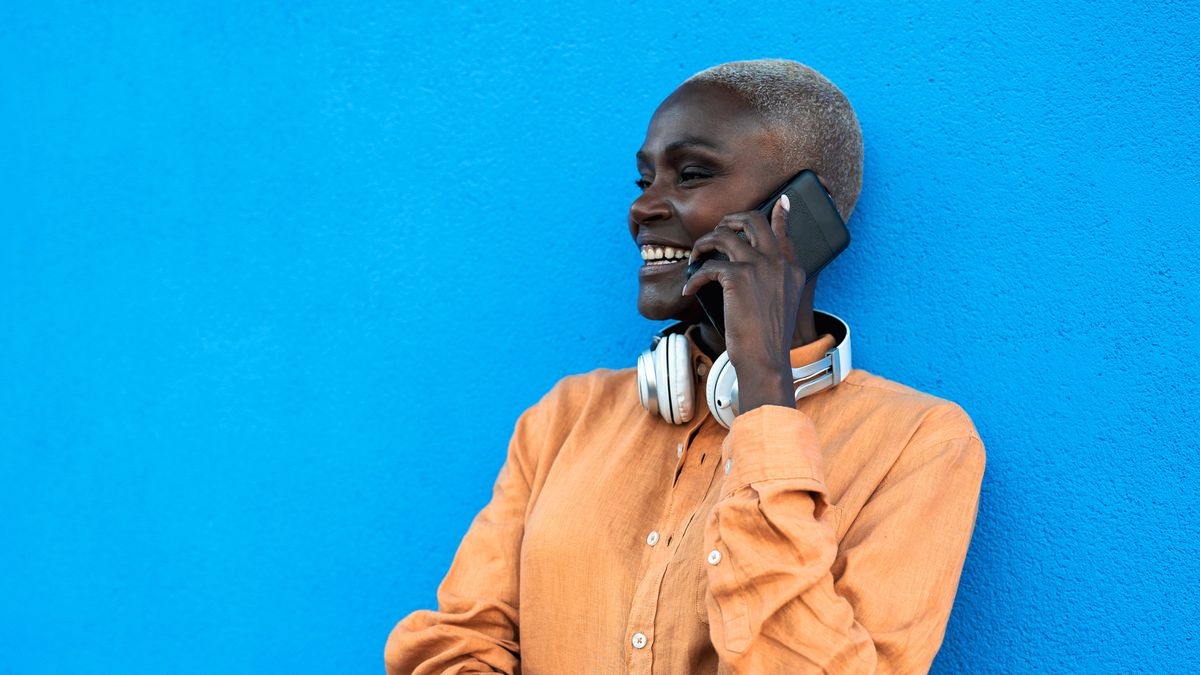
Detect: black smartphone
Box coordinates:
(684, 170, 850, 337)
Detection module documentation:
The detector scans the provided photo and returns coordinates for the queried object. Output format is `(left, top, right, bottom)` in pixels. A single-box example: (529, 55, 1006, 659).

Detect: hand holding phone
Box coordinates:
(684, 170, 850, 337)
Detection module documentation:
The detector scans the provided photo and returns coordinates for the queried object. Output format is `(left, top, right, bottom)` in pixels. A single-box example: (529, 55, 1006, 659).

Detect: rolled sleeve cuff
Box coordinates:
(721, 404, 828, 496)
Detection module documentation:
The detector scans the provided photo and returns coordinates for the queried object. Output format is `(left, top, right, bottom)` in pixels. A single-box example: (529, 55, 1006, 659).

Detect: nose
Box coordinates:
(628, 183, 671, 236)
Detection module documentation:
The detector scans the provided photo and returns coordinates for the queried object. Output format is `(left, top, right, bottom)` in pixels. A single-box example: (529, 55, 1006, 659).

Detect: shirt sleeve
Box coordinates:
(702, 404, 986, 674)
(384, 384, 562, 675)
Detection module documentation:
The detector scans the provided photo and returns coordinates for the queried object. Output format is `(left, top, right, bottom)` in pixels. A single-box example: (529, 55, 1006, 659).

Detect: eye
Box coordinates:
(680, 168, 713, 183)
(634, 177, 652, 190)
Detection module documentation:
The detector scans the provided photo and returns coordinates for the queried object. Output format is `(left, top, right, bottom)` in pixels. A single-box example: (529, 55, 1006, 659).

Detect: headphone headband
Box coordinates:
(793, 309, 851, 401)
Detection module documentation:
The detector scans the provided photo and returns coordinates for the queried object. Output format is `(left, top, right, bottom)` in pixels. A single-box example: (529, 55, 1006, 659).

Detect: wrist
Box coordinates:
(735, 364, 794, 413)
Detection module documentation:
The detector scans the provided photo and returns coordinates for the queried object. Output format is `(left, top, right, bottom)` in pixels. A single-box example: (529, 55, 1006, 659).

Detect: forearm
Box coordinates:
(385, 596, 520, 675)
(384, 412, 537, 675)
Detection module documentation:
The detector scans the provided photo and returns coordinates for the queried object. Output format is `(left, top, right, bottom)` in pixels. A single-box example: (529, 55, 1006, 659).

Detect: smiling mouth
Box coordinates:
(640, 245, 692, 266)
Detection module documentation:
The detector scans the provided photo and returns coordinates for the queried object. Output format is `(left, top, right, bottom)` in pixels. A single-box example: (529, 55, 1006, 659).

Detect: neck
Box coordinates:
(693, 281, 819, 358)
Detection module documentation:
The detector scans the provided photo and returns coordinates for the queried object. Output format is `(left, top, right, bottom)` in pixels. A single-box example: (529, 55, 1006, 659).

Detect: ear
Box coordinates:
(812, 174, 851, 222)
(813, 172, 832, 195)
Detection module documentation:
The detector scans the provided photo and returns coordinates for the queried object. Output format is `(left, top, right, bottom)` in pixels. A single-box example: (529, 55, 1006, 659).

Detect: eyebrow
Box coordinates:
(635, 136, 726, 163)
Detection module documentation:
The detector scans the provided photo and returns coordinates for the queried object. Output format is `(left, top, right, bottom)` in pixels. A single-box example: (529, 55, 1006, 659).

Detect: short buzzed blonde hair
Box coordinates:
(685, 59, 864, 220)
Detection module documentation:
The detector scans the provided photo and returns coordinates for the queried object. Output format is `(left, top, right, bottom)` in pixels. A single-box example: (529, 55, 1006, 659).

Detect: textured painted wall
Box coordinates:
(2, 2, 1196, 673)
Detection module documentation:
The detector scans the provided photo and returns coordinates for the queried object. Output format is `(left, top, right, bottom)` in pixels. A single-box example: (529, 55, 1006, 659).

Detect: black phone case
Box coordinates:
(684, 170, 850, 337)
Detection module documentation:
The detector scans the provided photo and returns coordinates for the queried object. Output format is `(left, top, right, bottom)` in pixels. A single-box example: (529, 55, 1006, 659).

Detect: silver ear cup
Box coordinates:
(665, 333, 694, 424)
(705, 351, 739, 429)
(654, 333, 692, 424)
(637, 348, 657, 418)
(638, 333, 696, 425)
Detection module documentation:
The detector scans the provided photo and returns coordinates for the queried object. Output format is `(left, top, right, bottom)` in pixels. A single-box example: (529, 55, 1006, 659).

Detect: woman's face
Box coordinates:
(629, 82, 791, 322)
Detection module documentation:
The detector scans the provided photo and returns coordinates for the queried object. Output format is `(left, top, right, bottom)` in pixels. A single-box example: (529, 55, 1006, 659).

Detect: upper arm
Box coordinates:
(832, 404, 986, 672)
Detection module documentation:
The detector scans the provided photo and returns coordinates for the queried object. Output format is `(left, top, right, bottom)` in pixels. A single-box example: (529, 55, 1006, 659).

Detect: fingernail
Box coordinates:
(780, 194, 791, 212)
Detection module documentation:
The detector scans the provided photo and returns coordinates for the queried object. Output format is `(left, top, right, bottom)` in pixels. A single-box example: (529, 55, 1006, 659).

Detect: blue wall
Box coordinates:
(2, 2, 1196, 673)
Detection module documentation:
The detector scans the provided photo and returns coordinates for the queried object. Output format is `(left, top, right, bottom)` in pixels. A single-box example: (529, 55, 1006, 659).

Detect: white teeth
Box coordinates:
(639, 245, 692, 263)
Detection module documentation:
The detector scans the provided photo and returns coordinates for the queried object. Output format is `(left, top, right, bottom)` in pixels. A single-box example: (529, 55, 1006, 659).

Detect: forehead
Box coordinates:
(638, 82, 777, 160)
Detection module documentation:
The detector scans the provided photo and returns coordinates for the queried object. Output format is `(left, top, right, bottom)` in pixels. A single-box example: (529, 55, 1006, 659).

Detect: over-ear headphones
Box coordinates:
(637, 310, 852, 429)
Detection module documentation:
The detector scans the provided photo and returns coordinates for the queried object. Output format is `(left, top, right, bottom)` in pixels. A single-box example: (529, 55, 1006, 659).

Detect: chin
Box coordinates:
(637, 303, 673, 321)
(637, 291, 704, 323)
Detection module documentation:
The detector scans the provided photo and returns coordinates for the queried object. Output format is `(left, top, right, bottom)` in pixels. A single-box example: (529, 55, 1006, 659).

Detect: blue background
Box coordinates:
(2, 1, 1197, 673)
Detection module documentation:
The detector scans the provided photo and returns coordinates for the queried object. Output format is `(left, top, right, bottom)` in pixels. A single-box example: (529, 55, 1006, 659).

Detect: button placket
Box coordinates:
(625, 419, 721, 670)
(623, 432, 699, 668)
(673, 422, 704, 487)
(672, 440, 687, 488)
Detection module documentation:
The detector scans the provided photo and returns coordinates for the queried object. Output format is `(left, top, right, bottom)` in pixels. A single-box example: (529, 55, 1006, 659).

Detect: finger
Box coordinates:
(720, 211, 781, 256)
(689, 226, 757, 265)
(714, 213, 755, 247)
(680, 259, 741, 296)
(771, 194, 795, 261)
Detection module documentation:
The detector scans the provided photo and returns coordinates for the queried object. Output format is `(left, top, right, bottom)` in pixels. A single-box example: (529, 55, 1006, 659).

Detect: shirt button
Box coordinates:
(631, 631, 648, 649)
(707, 549, 722, 565)
(724, 457, 733, 475)
(677, 442, 683, 458)
(646, 530, 660, 546)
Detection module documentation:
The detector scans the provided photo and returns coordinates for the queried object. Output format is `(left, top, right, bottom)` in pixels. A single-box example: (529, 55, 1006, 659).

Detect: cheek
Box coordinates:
(678, 203, 724, 244)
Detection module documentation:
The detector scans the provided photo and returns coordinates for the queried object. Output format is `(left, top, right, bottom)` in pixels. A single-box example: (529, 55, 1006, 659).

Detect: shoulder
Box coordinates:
(532, 366, 638, 418)
(544, 366, 637, 403)
(507, 367, 640, 482)
(836, 369, 985, 462)
(513, 366, 639, 449)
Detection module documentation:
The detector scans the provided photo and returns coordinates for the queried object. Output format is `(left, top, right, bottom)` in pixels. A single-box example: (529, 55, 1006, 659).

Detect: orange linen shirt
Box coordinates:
(385, 326, 986, 674)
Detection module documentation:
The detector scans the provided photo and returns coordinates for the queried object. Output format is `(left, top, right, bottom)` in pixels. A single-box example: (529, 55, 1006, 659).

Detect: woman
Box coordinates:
(385, 59, 985, 674)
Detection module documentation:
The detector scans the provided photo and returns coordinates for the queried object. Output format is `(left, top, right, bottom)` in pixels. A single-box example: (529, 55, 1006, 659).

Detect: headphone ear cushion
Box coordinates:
(706, 351, 738, 429)
(654, 333, 694, 424)
(667, 333, 694, 423)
